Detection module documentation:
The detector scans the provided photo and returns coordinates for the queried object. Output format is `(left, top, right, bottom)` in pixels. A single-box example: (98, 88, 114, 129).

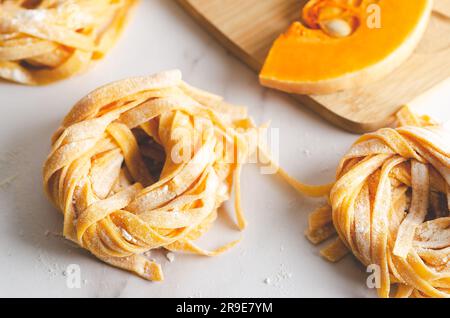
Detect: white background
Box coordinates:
(0, 0, 449, 297)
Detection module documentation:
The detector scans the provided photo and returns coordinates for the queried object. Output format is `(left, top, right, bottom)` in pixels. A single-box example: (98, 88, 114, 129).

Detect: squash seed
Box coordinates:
(320, 19, 352, 38)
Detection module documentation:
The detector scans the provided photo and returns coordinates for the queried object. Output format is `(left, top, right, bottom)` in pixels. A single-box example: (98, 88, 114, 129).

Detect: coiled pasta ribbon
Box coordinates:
(0, 0, 137, 85)
(43, 70, 288, 281)
(306, 107, 450, 298)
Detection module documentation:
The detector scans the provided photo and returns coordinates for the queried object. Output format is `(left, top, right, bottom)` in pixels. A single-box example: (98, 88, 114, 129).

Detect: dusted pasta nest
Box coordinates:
(0, 0, 137, 85)
(306, 107, 450, 298)
(43, 70, 261, 281)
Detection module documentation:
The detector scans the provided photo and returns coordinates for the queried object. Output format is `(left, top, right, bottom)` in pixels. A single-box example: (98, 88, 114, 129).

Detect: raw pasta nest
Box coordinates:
(0, 0, 137, 85)
(306, 107, 450, 298)
(43, 70, 262, 281)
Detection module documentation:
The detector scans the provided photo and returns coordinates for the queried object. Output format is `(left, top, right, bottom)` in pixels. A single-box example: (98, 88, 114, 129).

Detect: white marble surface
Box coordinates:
(0, 0, 449, 298)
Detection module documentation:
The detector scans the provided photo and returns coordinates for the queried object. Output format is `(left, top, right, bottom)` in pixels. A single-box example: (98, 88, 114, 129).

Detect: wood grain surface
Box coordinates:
(177, 0, 450, 132)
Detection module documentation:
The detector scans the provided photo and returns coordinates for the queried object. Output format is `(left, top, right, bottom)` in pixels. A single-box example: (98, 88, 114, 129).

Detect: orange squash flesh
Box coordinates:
(259, 0, 433, 95)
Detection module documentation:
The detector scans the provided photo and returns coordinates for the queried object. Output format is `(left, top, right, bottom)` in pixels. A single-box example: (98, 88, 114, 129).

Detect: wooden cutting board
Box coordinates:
(177, 0, 450, 133)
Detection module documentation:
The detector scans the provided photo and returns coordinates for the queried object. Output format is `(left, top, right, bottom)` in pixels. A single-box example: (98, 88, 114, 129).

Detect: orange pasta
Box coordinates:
(42, 70, 274, 280)
(305, 107, 450, 298)
(0, 0, 137, 85)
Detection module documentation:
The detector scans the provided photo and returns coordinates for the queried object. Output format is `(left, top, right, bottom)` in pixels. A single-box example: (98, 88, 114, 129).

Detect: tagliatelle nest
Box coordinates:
(0, 0, 137, 85)
(43, 70, 274, 281)
(305, 107, 450, 298)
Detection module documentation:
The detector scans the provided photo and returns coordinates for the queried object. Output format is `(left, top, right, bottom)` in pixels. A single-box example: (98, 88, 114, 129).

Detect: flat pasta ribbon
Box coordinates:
(0, 0, 137, 85)
(305, 107, 450, 298)
(43, 70, 280, 281)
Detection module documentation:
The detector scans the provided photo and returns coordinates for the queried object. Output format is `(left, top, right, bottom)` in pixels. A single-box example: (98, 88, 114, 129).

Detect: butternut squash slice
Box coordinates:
(259, 0, 434, 95)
